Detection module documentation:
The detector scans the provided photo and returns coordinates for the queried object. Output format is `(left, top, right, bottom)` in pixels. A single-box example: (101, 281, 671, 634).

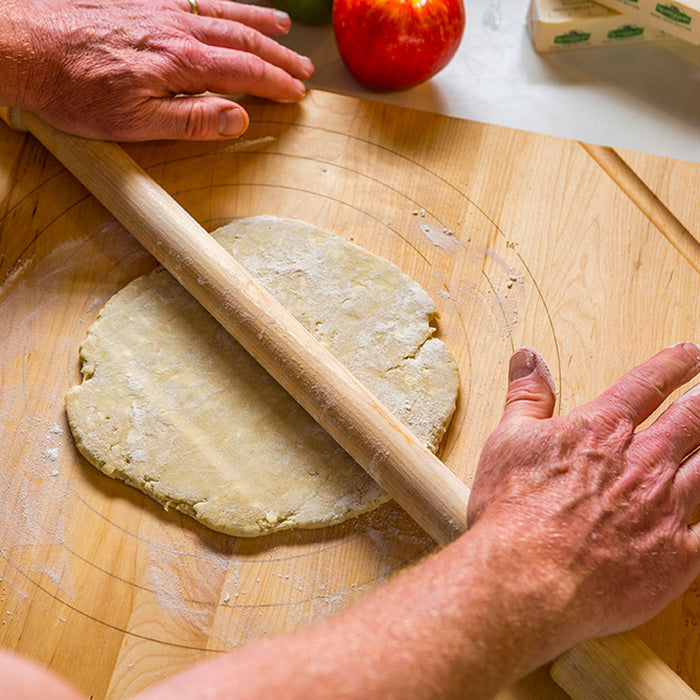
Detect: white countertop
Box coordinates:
(277, 0, 700, 164)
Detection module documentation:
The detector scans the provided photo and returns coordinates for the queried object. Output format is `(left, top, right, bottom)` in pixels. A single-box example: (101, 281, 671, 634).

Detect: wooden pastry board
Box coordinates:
(0, 90, 698, 698)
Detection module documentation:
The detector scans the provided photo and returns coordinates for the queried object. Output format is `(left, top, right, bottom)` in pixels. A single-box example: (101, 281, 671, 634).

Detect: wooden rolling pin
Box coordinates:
(1, 107, 697, 700)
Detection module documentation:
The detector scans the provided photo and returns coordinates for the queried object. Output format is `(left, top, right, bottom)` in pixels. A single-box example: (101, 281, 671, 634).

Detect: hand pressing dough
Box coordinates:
(66, 216, 459, 537)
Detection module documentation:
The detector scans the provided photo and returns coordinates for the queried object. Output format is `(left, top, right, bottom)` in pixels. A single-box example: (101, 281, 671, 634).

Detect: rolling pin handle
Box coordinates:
(551, 634, 700, 700)
(0, 106, 28, 132)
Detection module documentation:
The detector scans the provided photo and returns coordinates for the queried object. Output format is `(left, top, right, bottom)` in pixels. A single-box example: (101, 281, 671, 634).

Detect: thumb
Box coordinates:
(126, 96, 249, 141)
(501, 347, 557, 422)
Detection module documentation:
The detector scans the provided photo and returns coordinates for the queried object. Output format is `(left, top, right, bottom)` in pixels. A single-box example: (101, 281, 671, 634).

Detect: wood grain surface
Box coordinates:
(0, 90, 698, 698)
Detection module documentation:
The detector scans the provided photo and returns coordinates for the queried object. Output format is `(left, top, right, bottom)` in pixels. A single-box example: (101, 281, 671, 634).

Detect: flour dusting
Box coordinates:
(418, 223, 460, 252)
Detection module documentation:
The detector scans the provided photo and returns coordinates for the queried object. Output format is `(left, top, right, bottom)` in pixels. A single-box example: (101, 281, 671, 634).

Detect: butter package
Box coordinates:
(593, 0, 700, 44)
(528, 0, 670, 51)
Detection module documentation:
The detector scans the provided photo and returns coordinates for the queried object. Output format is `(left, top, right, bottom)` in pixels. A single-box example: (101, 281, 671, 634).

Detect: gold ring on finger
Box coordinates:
(188, 0, 199, 14)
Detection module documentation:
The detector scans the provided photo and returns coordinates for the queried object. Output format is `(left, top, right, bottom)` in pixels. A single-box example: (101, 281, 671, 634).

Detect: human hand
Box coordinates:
(3, 0, 314, 140)
(467, 343, 700, 646)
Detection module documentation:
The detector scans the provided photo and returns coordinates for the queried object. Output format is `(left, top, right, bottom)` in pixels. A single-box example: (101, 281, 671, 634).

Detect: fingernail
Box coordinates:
(509, 348, 535, 381)
(509, 347, 558, 395)
(675, 342, 700, 384)
(666, 341, 700, 355)
(274, 10, 292, 32)
(682, 341, 700, 362)
(277, 80, 307, 104)
(291, 78, 307, 99)
(218, 107, 245, 137)
(300, 56, 315, 77)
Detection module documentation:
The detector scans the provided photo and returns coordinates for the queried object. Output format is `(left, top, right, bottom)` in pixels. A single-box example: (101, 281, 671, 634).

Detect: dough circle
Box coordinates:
(66, 216, 459, 536)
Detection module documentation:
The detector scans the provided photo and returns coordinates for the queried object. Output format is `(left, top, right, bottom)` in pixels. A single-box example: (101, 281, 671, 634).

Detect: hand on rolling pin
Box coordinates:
(116, 344, 700, 700)
(467, 342, 700, 661)
(0, 0, 314, 141)
(1, 343, 699, 700)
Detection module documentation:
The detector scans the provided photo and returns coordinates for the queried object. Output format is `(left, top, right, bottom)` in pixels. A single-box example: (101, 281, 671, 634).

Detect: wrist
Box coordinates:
(344, 515, 590, 700)
(455, 514, 589, 681)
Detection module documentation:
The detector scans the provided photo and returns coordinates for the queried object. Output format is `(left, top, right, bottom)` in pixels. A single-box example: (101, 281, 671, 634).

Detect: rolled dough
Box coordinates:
(66, 216, 459, 536)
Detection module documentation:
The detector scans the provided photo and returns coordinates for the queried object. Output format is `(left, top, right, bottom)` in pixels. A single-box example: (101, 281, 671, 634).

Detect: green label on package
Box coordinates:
(608, 24, 646, 36)
(554, 30, 591, 42)
(655, 3, 692, 23)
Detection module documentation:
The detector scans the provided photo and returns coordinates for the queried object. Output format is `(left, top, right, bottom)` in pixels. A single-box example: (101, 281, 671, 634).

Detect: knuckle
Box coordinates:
(209, 3, 227, 20)
(231, 25, 263, 55)
(237, 52, 269, 84)
(677, 394, 700, 424)
(633, 364, 673, 399)
(579, 407, 634, 446)
(183, 101, 210, 139)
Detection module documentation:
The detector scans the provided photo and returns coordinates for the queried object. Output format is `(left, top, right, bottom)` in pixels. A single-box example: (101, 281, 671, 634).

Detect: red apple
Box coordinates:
(332, 0, 465, 91)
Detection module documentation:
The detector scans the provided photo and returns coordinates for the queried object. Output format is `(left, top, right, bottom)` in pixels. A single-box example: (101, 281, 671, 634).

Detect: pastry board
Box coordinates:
(0, 90, 698, 698)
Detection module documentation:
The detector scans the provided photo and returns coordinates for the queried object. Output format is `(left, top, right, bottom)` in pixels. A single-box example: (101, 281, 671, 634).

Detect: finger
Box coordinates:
(189, 0, 293, 36)
(177, 47, 307, 103)
(687, 521, 700, 564)
(119, 96, 249, 141)
(596, 342, 700, 427)
(642, 381, 700, 465)
(501, 347, 557, 422)
(186, 17, 314, 80)
(674, 448, 700, 517)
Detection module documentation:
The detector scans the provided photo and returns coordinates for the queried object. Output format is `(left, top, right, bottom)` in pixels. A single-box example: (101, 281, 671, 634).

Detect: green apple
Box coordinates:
(271, 0, 333, 24)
